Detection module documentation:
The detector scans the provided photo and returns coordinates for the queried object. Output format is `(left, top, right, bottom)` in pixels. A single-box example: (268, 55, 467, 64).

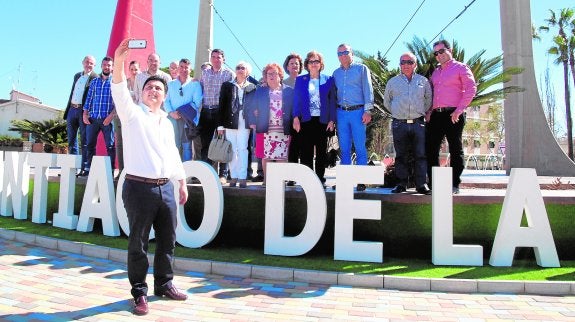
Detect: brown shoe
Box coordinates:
(133, 295, 148, 315)
(154, 286, 188, 301)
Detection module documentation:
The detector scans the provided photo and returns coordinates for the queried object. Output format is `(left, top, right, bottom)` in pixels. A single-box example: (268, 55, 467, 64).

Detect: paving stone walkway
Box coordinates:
(2, 238, 575, 321)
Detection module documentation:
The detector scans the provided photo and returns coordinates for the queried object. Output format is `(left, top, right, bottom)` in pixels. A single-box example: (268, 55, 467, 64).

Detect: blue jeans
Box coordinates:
(392, 118, 427, 187)
(336, 108, 367, 165)
(66, 107, 87, 170)
(85, 117, 115, 170)
(122, 179, 177, 298)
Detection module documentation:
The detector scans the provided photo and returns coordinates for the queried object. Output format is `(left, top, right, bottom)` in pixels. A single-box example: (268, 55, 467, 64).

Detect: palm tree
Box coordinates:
(354, 51, 395, 158)
(539, 8, 574, 160)
(9, 119, 68, 152)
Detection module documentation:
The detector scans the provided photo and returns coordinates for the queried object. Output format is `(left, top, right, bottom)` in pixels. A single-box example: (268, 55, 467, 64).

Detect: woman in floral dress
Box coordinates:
(245, 63, 294, 185)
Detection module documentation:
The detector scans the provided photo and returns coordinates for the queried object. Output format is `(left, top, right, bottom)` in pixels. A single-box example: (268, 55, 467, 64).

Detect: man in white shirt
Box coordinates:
(111, 39, 189, 316)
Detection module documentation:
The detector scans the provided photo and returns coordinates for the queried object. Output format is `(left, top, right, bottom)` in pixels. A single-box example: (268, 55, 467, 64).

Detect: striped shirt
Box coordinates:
(84, 76, 114, 119)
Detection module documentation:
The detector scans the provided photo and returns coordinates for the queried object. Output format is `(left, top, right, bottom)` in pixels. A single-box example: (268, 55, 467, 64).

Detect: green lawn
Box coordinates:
(2, 216, 574, 281)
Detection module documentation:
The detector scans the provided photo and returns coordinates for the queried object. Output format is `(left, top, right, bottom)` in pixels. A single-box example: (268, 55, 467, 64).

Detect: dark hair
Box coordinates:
(304, 51, 324, 73)
(129, 60, 139, 67)
(433, 39, 451, 49)
(179, 58, 191, 64)
(282, 53, 303, 74)
(211, 49, 225, 58)
(143, 75, 168, 93)
(102, 56, 113, 63)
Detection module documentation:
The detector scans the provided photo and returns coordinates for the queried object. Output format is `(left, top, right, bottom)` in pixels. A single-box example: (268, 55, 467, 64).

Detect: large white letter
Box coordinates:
(29, 153, 57, 223)
(77, 156, 119, 236)
(432, 167, 483, 266)
(175, 161, 223, 247)
(264, 163, 326, 256)
(489, 168, 560, 267)
(1, 152, 30, 219)
(53, 154, 82, 229)
(334, 165, 383, 263)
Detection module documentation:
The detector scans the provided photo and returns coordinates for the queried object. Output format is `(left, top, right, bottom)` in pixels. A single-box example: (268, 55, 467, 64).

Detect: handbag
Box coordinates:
(208, 130, 233, 163)
(325, 128, 340, 168)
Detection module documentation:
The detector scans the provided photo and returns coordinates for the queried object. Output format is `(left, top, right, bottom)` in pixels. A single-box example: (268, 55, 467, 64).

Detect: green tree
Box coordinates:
(355, 51, 395, 158)
(539, 8, 574, 160)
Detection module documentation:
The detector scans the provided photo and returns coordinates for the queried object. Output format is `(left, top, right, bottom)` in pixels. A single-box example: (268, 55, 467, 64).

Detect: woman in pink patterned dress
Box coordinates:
(245, 63, 294, 185)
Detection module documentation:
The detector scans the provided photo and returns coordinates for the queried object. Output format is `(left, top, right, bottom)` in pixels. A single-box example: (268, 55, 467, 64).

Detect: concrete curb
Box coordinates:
(2, 228, 574, 296)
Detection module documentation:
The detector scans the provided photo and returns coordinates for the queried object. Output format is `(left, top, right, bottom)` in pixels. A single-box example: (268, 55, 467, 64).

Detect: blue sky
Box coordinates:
(1, 0, 572, 133)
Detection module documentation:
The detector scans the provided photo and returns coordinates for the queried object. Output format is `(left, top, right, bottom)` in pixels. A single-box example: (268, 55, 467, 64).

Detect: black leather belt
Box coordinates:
(394, 116, 425, 123)
(338, 105, 363, 111)
(70, 103, 83, 108)
(203, 104, 219, 110)
(126, 174, 169, 186)
(433, 107, 456, 113)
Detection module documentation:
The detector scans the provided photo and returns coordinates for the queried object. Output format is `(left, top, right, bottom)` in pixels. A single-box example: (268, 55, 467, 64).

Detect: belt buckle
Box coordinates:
(156, 178, 162, 185)
(407, 119, 414, 124)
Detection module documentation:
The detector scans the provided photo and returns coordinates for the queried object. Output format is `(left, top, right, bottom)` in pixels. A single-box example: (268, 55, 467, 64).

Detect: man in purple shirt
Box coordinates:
(425, 39, 477, 194)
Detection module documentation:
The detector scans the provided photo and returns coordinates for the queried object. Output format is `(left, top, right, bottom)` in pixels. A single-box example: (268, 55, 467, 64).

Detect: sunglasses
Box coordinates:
(179, 87, 183, 96)
(337, 50, 350, 57)
(236, 66, 246, 70)
(400, 60, 415, 65)
(308, 60, 321, 65)
(433, 48, 448, 56)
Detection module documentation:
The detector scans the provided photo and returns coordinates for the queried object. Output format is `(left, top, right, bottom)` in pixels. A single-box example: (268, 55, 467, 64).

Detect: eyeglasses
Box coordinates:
(337, 50, 350, 57)
(236, 66, 246, 70)
(179, 87, 183, 96)
(433, 48, 448, 56)
(266, 72, 279, 77)
(308, 60, 321, 65)
(400, 60, 415, 65)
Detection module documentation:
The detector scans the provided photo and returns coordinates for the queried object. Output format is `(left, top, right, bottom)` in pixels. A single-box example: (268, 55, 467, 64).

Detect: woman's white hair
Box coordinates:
(236, 61, 252, 75)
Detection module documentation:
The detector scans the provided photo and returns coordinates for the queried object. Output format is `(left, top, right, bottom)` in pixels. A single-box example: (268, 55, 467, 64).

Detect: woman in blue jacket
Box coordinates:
(292, 51, 336, 184)
(246, 63, 294, 185)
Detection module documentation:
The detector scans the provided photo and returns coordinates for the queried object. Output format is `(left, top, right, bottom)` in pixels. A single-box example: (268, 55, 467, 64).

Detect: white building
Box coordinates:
(0, 90, 62, 138)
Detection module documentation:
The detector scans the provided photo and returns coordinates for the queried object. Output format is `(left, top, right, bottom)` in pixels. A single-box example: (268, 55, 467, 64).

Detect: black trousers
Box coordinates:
(199, 107, 227, 176)
(123, 179, 177, 299)
(425, 110, 466, 188)
(300, 117, 328, 182)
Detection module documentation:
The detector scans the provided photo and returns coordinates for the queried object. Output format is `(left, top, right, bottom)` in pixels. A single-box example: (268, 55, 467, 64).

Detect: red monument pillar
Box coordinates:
(96, 0, 156, 167)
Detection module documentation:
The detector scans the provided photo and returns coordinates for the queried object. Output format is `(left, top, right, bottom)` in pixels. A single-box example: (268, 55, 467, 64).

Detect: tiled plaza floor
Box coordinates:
(2, 238, 575, 321)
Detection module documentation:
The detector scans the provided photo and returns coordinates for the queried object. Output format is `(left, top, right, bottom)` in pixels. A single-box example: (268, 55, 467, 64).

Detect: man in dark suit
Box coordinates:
(64, 55, 97, 176)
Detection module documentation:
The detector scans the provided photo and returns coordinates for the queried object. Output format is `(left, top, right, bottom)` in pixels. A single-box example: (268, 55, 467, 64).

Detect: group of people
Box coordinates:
(64, 38, 476, 315)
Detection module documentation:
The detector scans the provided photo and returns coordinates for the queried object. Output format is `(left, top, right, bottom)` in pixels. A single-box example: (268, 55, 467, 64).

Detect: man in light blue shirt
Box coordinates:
(164, 58, 203, 161)
(332, 44, 374, 191)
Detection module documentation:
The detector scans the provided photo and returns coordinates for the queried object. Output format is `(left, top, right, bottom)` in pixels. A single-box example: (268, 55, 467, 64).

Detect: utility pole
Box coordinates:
(194, 0, 213, 80)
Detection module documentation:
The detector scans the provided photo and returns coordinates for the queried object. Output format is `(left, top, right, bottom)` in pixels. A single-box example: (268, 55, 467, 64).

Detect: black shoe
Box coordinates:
(286, 180, 295, 186)
(452, 187, 460, 194)
(391, 185, 406, 194)
(252, 175, 264, 182)
(356, 184, 366, 192)
(76, 170, 89, 177)
(416, 186, 431, 195)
